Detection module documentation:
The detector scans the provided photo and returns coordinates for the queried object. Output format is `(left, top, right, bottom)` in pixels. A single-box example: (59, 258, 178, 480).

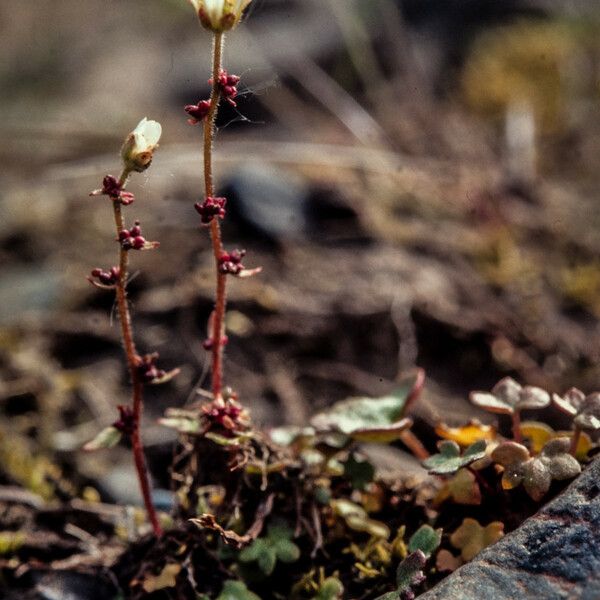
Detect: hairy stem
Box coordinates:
(112, 169, 162, 537)
(204, 32, 227, 399)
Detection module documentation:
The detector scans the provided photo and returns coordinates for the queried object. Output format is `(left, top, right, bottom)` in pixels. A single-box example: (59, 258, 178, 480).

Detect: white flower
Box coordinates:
(121, 118, 162, 173)
(188, 0, 252, 32)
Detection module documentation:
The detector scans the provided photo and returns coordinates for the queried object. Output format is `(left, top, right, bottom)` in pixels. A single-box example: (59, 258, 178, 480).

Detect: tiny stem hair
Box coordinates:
(204, 32, 227, 399)
(111, 168, 162, 537)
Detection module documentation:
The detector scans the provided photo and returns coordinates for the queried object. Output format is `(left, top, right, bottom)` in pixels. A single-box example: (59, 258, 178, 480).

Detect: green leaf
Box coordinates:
(217, 580, 262, 600)
(343, 453, 375, 490)
(158, 416, 201, 434)
(396, 551, 427, 591)
(375, 551, 427, 600)
(407, 525, 442, 557)
(238, 523, 299, 575)
(423, 440, 487, 475)
(239, 539, 265, 562)
(83, 426, 122, 451)
(313, 577, 344, 600)
(257, 547, 277, 576)
(273, 538, 300, 563)
(310, 370, 422, 442)
(269, 426, 315, 446)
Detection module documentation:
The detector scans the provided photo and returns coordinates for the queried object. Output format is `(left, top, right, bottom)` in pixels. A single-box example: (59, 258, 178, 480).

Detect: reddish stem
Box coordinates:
(468, 466, 494, 495)
(399, 429, 430, 460)
(203, 32, 227, 399)
(112, 174, 162, 537)
(569, 426, 581, 458)
(512, 409, 522, 443)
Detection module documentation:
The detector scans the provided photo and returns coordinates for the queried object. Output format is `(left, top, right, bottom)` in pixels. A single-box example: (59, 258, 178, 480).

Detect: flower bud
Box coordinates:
(188, 0, 252, 33)
(121, 118, 162, 173)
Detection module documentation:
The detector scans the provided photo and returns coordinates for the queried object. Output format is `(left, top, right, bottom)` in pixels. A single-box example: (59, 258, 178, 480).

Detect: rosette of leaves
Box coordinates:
(374, 551, 427, 600)
(422, 440, 486, 475)
(238, 522, 300, 576)
(470, 377, 550, 442)
(552, 388, 600, 456)
(491, 438, 581, 501)
(309, 370, 423, 444)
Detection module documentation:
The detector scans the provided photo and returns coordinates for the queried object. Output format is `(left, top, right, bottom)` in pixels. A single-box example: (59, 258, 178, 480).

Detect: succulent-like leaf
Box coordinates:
(552, 388, 585, 416)
(423, 440, 487, 475)
(520, 421, 554, 454)
(435, 549, 462, 573)
(217, 580, 261, 600)
(407, 525, 442, 557)
(374, 550, 427, 600)
(450, 518, 504, 561)
(435, 420, 496, 447)
(310, 371, 422, 442)
(574, 393, 600, 432)
(470, 377, 550, 415)
(396, 550, 427, 593)
(82, 426, 122, 451)
(492, 438, 581, 501)
(521, 421, 592, 459)
(446, 468, 482, 505)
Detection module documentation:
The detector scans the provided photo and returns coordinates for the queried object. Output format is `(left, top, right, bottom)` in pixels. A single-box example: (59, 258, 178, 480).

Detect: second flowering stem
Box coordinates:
(112, 169, 162, 537)
(204, 32, 228, 400)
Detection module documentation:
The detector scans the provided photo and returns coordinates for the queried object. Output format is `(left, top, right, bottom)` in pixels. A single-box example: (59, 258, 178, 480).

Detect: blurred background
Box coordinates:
(2, 0, 600, 504)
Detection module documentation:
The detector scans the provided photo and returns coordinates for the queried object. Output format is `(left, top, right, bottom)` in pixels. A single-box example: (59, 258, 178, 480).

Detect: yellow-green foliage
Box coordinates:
(560, 262, 600, 316)
(462, 20, 578, 131)
(0, 531, 25, 556)
(0, 425, 57, 500)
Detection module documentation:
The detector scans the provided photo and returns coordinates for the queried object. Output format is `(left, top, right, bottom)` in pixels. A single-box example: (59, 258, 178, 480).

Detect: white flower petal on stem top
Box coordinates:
(121, 118, 162, 173)
(188, 0, 252, 32)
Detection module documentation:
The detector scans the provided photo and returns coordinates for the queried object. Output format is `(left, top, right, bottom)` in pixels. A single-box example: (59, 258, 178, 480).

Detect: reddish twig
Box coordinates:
(203, 32, 228, 400)
(112, 169, 162, 537)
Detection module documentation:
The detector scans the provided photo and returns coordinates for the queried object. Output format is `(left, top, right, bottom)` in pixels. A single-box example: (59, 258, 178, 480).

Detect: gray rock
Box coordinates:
(224, 161, 310, 243)
(421, 456, 600, 599)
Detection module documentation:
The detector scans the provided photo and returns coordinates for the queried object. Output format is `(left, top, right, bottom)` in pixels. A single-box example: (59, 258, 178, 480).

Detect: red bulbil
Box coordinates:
(90, 266, 120, 286)
(194, 196, 227, 224)
(202, 398, 245, 431)
(185, 100, 211, 125)
(90, 175, 135, 205)
(219, 249, 246, 275)
(119, 220, 154, 250)
(113, 405, 135, 436)
(209, 69, 240, 107)
(136, 353, 166, 384)
(202, 335, 229, 351)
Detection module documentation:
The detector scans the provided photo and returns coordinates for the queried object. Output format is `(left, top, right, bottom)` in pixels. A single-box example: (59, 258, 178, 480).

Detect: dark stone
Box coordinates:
(222, 162, 311, 245)
(8, 570, 120, 600)
(421, 456, 600, 599)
